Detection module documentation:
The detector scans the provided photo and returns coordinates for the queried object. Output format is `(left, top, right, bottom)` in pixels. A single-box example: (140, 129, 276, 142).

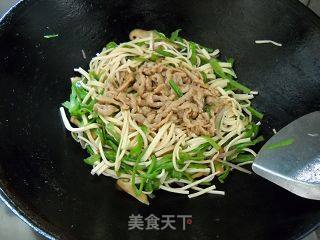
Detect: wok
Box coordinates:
(0, 0, 319, 239)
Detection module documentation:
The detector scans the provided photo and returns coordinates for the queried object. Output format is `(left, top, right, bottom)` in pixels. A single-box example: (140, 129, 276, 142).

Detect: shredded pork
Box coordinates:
(94, 61, 228, 136)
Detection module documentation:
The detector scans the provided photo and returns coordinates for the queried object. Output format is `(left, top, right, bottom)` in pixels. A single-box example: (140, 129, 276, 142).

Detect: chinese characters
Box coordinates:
(128, 214, 192, 231)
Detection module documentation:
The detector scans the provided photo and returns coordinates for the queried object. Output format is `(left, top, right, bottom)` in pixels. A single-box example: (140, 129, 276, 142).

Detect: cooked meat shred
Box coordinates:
(94, 61, 228, 136)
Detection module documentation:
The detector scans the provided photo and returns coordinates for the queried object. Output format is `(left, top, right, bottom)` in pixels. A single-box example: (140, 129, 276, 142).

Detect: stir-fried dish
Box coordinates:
(60, 29, 264, 204)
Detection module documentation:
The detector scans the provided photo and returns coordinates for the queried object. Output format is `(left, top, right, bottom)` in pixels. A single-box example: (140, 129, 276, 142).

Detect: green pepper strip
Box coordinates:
(130, 125, 147, 157)
(141, 152, 205, 181)
(44, 34, 59, 39)
(235, 136, 265, 150)
(105, 122, 121, 142)
(89, 71, 100, 81)
(231, 154, 255, 163)
(210, 59, 226, 79)
(168, 79, 183, 97)
(131, 124, 148, 195)
(84, 154, 100, 166)
(227, 79, 251, 94)
(189, 42, 197, 65)
(104, 150, 116, 162)
(63, 83, 92, 117)
(210, 59, 251, 93)
(106, 41, 117, 49)
(200, 71, 208, 83)
(106, 140, 118, 152)
(86, 145, 94, 156)
(133, 56, 146, 62)
(247, 106, 264, 120)
(96, 128, 119, 148)
(227, 58, 235, 66)
(244, 123, 260, 138)
(130, 134, 143, 156)
(131, 151, 145, 195)
(264, 138, 294, 150)
(202, 136, 220, 151)
(154, 31, 179, 46)
(136, 155, 158, 195)
(191, 142, 211, 154)
(150, 53, 159, 62)
(155, 47, 175, 57)
(170, 29, 182, 42)
(218, 166, 230, 183)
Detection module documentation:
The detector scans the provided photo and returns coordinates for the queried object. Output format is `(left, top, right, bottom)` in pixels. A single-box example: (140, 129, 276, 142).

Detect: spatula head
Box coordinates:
(252, 111, 320, 200)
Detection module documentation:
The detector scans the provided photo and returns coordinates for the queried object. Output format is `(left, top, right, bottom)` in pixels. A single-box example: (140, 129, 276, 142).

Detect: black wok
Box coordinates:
(0, 0, 319, 239)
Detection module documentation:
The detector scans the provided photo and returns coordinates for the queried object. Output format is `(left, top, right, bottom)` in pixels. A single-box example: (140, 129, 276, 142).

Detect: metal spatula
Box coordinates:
(252, 111, 320, 200)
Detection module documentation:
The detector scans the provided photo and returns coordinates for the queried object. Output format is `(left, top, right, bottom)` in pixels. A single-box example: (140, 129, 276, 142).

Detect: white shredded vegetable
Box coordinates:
(255, 40, 282, 47)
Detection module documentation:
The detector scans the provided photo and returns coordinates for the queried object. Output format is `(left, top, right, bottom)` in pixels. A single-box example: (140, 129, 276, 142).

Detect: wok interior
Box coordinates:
(0, 0, 319, 239)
